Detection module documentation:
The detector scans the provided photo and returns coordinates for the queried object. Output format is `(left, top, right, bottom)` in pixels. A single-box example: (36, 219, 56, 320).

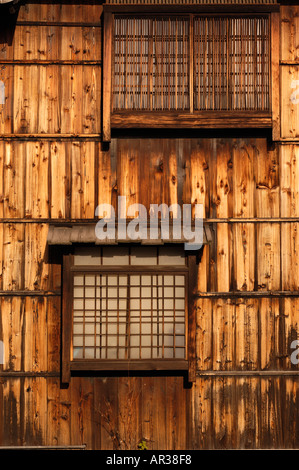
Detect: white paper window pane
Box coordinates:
(73, 347, 83, 358)
(74, 287, 84, 298)
(141, 348, 151, 359)
(74, 276, 84, 286)
(175, 275, 185, 285)
(73, 299, 84, 310)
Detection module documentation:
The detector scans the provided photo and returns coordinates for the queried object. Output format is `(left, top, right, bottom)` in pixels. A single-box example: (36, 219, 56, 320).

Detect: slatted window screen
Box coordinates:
(112, 14, 270, 113)
(72, 246, 187, 362)
(194, 16, 270, 111)
(113, 16, 190, 111)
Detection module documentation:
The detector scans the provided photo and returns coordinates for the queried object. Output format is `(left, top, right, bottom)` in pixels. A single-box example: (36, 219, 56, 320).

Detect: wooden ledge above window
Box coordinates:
(111, 111, 272, 130)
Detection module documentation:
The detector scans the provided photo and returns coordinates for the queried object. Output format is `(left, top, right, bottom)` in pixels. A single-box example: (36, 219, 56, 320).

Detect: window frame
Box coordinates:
(102, 6, 279, 141)
(61, 246, 198, 384)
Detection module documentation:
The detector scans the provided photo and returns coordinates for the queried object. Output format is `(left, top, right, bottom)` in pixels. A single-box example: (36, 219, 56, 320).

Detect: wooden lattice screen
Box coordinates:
(112, 15, 270, 112)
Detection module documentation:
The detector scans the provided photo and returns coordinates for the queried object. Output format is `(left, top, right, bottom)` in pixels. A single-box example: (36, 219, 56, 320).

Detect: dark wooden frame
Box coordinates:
(102, 7, 275, 142)
(61, 250, 198, 384)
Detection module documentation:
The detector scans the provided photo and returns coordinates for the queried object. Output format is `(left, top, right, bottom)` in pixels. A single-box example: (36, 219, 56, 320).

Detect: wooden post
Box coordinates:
(188, 254, 197, 383)
(102, 11, 113, 143)
(271, 12, 280, 141)
(62, 253, 73, 385)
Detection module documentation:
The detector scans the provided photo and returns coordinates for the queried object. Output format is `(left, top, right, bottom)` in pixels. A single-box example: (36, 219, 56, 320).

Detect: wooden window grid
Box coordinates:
(102, 10, 276, 140)
(62, 246, 198, 384)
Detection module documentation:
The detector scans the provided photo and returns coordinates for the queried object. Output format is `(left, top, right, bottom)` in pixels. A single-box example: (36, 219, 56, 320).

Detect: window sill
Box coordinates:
(70, 359, 189, 372)
(111, 111, 272, 129)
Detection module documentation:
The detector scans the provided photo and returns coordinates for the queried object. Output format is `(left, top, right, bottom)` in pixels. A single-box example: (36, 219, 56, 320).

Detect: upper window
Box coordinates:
(112, 15, 270, 113)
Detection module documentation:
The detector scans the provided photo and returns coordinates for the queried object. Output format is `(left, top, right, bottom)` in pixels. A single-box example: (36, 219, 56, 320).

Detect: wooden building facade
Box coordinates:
(0, 0, 298, 449)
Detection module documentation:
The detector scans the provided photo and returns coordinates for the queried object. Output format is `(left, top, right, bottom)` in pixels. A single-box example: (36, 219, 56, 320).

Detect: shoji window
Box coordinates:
(62, 245, 197, 382)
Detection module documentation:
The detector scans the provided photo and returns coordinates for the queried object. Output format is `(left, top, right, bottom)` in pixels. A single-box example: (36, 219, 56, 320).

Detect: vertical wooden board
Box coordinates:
(232, 140, 255, 218)
(140, 377, 155, 450)
(260, 298, 277, 370)
(117, 377, 142, 450)
(191, 377, 213, 449)
(13, 25, 40, 61)
(25, 142, 49, 219)
(0, 65, 13, 134)
(13, 66, 39, 133)
(82, 141, 96, 218)
(281, 6, 299, 63)
(71, 377, 95, 449)
(255, 139, 279, 217)
(46, 377, 72, 446)
(38, 65, 60, 134)
(281, 222, 299, 291)
(0, 142, 3, 220)
(24, 224, 49, 291)
(50, 142, 66, 219)
(102, 11, 112, 142)
(196, 298, 212, 371)
(216, 140, 232, 219)
(71, 141, 95, 219)
(212, 377, 236, 449)
(259, 378, 283, 448)
(82, 66, 101, 134)
(284, 378, 299, 448)
(46, 378, 60, 446)
(60, 65, 83, 134)
(23, 377, 47, 445)
(97, 143, 113, 217)
(61, 26, 82, 61)
(281, 66, 299, 139)
(271, 13, 280, 141)
(23, 297, 47, 373)
(47, 297, 60, 374)
(235, 299, 259, 371)
(257, 223, 281, 291)
(117, 139, 140, 217)
(235, 378, 259, 449)
(36, 26, 60, 61)
(2, 224, 24, 290)
(165, 377, 187, 450)
(71, 142, 83, 219)
(95, 377, 119, 450)
(168, 140, 178, 213)
(1, 298, 9, 372)
(4, 142, 25, 218)
(284, 298, 299, 370)
(233, 223, 255, 291)
(216, 223, 231, 292)
(215, 141, 232, 292)
(280, 145, 299, 217)
(0, 22, 14, 61)
(82, 26, 102, 62)
(151, 377, 167, 450)
(212, 299, 235, 371)
(2, 378, 22, 445)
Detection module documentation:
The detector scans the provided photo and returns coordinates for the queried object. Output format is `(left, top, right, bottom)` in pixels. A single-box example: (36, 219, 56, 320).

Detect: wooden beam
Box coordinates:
(111, 111, 272, 129)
